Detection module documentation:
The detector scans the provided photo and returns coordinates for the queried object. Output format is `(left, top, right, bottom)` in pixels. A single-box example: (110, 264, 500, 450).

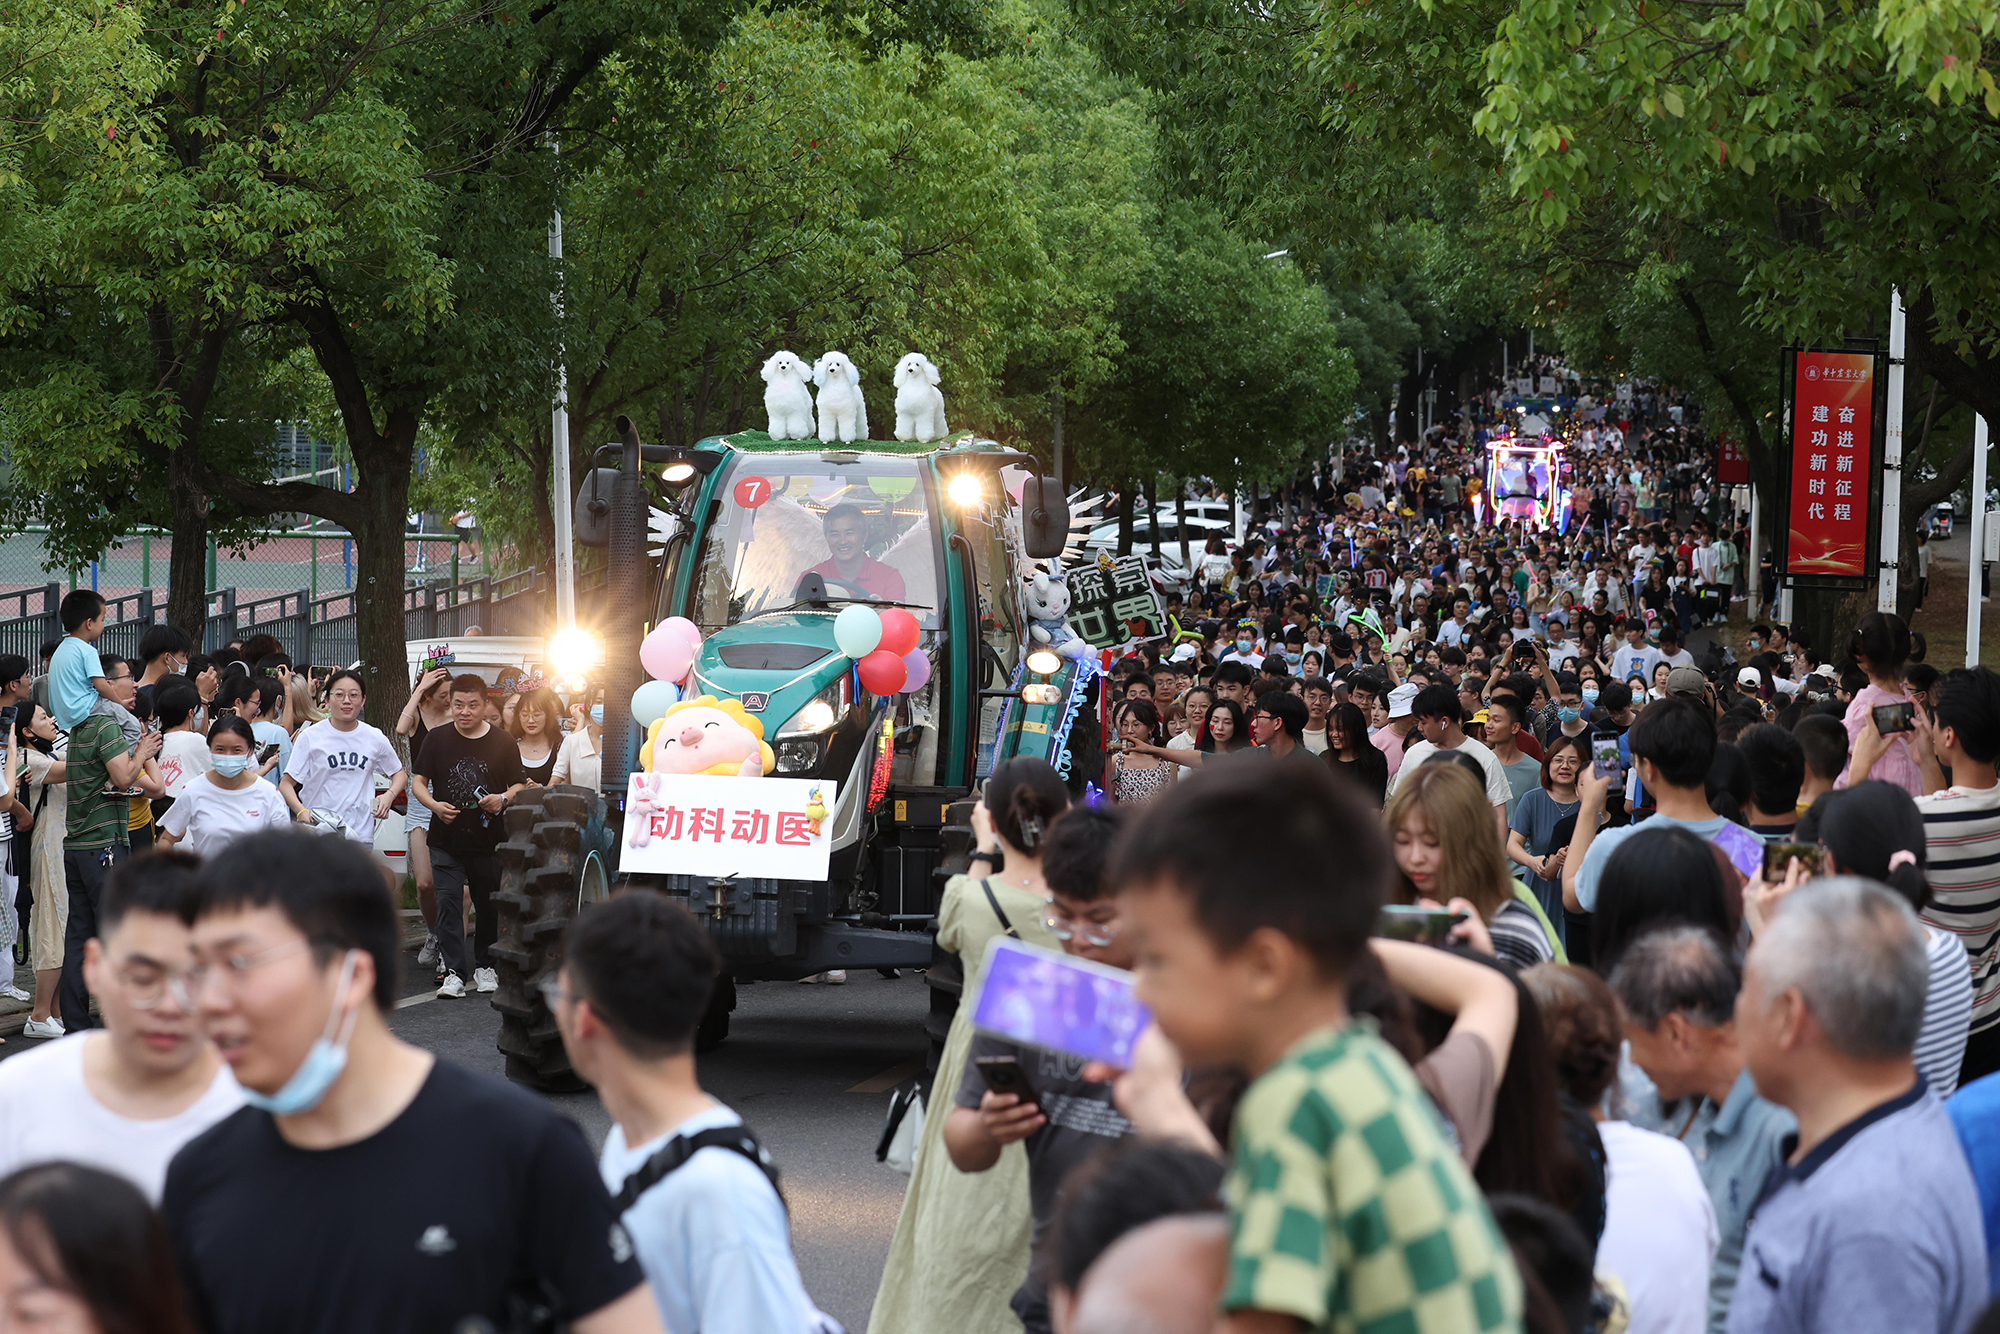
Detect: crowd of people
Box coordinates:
(0, 372, 1994, 1334)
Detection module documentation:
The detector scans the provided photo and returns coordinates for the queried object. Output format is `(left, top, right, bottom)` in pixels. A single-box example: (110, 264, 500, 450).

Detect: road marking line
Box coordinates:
(395, 992, 437, 1010)
(848, 1058, 923, 1094)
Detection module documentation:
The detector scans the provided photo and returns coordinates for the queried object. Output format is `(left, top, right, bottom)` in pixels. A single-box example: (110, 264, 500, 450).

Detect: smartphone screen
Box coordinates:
(1872, 702, 1914, 735)
(972, 938, 1151, 1068)
(1591, 733, 1622, 780)
(1378, 904, 1466, 944)
(1762, 841, 1826, 880)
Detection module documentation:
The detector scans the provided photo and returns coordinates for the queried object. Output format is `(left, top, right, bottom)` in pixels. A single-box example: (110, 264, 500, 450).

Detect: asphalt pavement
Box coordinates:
(391, 961, 927, 1333)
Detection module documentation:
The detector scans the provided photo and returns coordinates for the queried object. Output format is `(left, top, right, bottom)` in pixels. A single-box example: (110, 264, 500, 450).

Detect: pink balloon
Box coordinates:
(857, 649, 908, 696)
(661, 616, 703, 652)
(640, 624, 695, 684)
(900, 649, 931, 693)
(877, 608, 920, 658)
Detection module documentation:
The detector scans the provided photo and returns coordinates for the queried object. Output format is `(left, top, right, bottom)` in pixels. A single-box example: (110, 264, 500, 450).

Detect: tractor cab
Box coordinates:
(492, 427, 1101, 1086)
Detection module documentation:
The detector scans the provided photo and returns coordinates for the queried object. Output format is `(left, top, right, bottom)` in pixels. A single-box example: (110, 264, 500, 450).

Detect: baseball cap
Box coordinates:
(1665, 666, 1708, 699)
(1170, 642, 1199, 663)
(1387, 682, 1420, 719)
(1737, 666, 1762, 689)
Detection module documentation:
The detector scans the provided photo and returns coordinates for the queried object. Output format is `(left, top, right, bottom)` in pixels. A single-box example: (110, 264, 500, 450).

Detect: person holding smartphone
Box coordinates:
(1841, 611, 1927, 797)
(942, 807, 1141, 1334)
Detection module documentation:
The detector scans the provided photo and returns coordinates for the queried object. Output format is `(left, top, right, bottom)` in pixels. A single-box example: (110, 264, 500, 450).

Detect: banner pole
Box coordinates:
(1879, 290, 1907, 613)
(1971, 415, 1990, 668)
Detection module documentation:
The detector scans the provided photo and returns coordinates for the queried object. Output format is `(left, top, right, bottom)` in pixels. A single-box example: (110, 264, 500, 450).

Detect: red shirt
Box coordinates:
(808, 557, 906, 603)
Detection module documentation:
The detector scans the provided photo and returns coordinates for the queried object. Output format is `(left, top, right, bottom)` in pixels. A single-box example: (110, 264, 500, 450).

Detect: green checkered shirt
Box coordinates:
(1224, 1023, 1523, 1333)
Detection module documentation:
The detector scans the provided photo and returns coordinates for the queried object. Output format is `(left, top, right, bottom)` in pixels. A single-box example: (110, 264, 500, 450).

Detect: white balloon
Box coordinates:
(834, 604, 883, 658)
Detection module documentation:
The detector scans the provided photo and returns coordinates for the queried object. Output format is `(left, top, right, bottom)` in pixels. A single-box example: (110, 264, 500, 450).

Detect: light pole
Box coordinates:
(549, 143, 576, 634)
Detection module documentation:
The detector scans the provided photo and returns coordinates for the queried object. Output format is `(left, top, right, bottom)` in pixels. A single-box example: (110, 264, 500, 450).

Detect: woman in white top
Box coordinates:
(156, 718, 291, 859)
(552, 689, 605, 793)
(17, 703, 67, 1038)
(1525, 963, 1716, 1334)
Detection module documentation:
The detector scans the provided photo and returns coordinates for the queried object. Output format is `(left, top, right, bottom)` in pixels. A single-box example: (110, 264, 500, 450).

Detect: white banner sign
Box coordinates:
(620, 774, 838, 881)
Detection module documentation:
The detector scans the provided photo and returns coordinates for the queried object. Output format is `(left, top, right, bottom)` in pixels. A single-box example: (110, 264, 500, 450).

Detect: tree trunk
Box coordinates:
(350, 458, 415, 732)
(1116, 485, 1134, 557)
(166, 435, 212, 641)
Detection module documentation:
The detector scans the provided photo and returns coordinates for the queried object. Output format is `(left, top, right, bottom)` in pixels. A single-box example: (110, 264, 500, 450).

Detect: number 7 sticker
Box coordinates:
(733, 476, 773, 508)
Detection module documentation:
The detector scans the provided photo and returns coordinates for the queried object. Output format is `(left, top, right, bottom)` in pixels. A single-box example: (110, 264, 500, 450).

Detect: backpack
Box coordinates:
(612, 1124, 783, 1215)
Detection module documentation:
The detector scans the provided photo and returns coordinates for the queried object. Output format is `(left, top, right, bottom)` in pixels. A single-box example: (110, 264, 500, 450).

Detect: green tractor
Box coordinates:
(491, 418, 1102, 1088)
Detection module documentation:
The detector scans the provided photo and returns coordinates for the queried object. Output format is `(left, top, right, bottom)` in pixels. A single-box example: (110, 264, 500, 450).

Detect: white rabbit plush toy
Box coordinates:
(812, 351, 869, 442)
(892, 352, 949, 443)
(761, 351, 816, 440)
(1020, 569, 1095, 662)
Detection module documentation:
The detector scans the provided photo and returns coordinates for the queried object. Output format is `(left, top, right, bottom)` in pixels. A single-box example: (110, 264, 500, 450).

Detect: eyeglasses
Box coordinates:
(1041, 898, 1122, 948)
(118, 963, 199, 1012)
(185, 937, 312, 997)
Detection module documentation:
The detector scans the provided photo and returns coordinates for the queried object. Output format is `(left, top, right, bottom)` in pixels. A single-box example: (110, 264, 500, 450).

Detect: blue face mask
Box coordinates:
(1581, 686, 1601, 704)
(210, 752, 250, 778)
(239, 951, 364, 1117)
(589, 705, 604, 725)
(1557, 706, 1582, 724)
(1284, 649, 1303, 666)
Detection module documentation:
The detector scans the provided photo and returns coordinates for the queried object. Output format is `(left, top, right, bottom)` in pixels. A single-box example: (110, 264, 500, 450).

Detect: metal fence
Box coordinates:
(0, 528, 498, 603)
(0, 568, 565, 669)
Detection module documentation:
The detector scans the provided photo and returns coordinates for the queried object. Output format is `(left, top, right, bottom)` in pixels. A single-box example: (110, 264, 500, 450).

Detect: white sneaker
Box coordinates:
(798, 969, 849, 985)
(436, 972, 467, 999)
(473, 967, 498, 994)
(0, 985, 30, 1004)
(21, 1017, 62, 1039)
(417, 933, 439, 966)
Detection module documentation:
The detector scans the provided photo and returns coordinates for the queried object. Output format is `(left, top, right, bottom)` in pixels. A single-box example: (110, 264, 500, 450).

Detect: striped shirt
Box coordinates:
(1919, 926, 1973, 1097)
(1918, 782, 2000, 1033)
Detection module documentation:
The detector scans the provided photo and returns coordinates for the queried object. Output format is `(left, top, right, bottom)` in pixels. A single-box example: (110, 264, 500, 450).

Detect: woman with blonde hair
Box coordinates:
(1387, 759, 1558, 968)
(285, 673, 325, 733)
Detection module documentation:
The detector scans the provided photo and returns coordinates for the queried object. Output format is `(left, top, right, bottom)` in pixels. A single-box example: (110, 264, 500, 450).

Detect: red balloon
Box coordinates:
(876, 607, 920, 658)
(857, 649, 908, 696)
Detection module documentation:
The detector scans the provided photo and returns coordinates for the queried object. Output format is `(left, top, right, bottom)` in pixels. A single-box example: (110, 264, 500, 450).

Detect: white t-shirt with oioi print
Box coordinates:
(286, 720, 404, 842)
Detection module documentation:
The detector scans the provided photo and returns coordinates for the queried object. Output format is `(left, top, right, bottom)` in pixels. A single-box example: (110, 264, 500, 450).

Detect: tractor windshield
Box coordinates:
(691, 454, 942, 630)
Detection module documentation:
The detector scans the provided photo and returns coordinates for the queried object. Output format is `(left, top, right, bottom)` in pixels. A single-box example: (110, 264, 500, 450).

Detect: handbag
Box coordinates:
(877, 1080, 926, 1175)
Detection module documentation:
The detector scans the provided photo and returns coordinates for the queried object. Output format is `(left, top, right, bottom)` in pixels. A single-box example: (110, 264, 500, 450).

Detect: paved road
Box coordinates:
(391, 962, 927, 1333)
(0, 949, 928, 1332)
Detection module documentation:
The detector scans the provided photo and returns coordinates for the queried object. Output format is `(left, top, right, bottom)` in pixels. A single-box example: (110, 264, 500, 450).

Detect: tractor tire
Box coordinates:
(491, 785, 612, 1092)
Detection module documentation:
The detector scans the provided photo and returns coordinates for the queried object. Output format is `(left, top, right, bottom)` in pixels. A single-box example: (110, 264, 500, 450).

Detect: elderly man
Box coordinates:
(1611, 926, 1794, 1333)
(1730, 878, 1988, 1334)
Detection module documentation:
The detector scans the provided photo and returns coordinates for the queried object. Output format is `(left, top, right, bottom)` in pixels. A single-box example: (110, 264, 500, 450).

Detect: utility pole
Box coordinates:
(1879, 289, 1907, 614)
(1971, 416, 1990, 668)
(549, 143, 576, 634)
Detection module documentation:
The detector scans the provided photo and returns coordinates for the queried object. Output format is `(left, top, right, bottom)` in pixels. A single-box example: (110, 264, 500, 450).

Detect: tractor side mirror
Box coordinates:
(1020, 475, 1069, 560)
(573, 467, 620, 548)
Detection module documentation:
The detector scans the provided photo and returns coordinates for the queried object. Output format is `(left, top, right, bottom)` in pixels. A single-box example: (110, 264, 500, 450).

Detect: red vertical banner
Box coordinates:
(1717, 433, 1749, 485)
(1784, 351, 1878, 579)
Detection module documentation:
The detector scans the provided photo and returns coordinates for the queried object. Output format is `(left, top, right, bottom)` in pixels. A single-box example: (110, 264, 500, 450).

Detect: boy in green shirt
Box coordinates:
(1110, 762, 1523, 1334)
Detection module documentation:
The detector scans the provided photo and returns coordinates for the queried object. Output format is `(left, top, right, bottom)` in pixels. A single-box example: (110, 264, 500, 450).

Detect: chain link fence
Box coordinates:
(0, 527, 497, 601)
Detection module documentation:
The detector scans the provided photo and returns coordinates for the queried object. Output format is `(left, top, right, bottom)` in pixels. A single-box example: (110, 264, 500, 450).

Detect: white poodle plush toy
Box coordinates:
(812, 351, 869, 443)
(893, 352, 949, 443)
(762, 351, 816, 441)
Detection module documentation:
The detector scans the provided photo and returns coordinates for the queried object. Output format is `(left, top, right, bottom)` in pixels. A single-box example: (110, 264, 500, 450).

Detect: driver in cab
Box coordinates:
(805, 502, 905, 602)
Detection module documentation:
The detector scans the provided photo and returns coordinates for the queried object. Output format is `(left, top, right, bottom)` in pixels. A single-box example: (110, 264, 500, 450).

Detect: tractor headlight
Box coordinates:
(547, 627, 603, 688)
(775, 739, 823, 774)
(777, 678, 849, 740)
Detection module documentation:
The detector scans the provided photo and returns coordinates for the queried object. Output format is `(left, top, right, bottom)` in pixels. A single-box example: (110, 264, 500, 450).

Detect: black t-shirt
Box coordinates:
(954, 1036, 1133, 1245)
(416, 723, 526, 859)
(162, 1060, 642, 1334)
